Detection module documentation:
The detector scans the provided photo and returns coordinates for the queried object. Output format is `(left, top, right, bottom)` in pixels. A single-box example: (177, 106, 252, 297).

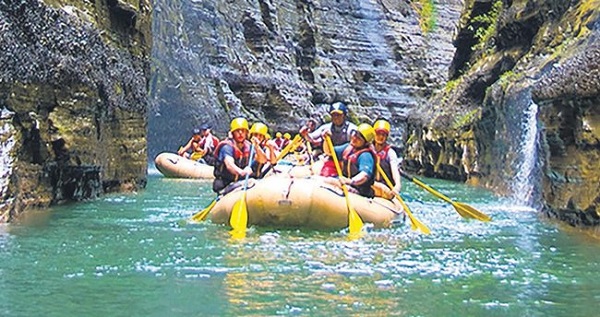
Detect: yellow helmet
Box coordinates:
(266, 133, 272, 140)
(230, 117, 249, 132)
(356, 123, 375, 143)
(373, 119, 391, 134)
(276, 132, 282, 138)
(250, 122, 268, 136)
(283, 133, 291, 140)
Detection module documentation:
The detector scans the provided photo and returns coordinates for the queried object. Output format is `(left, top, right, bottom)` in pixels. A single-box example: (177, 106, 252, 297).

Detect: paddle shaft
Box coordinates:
(259, 135, 303, 177)
(191, 199, 217, 222)
(400, 170, 454, 204)
(324, 136, 363, 236)
(276, 134, 302, 161)
(399, 170, 491, 221)
(229, 145, 255, 232)
(376, 164, 430, 234)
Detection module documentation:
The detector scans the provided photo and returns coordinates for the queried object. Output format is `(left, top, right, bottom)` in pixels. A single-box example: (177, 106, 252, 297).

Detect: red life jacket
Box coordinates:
(274, 138, 284, 150)
(374, 144, 394, 185)
(199, 135, 220, 155)
(320, 159, 337, 177)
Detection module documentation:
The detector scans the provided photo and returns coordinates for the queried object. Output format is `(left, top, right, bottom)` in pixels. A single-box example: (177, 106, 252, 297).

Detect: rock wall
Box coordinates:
(149, 0, 463, 158)
(403, 0, 600, 226)
(0, 0, 152, 222)
(533, 32, 600, 226)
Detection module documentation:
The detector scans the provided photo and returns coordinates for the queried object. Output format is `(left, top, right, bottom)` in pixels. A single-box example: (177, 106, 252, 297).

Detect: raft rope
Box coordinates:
(320, 185, 403, 215)
(283, 179, 294, 199)
(369, 199, 403, 216)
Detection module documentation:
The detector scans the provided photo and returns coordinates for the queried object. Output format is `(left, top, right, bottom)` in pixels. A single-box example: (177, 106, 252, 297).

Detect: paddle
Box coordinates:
(324, 135, 364, 238)
(229, 145, 255, 237)
(375, 164, 430, 234)
(260, 134, 303, 177)
(189, 199, 217, 222)
(399, 170, 491, 222)
(189, 151, 204, 161)
(276, 134, 302, 162)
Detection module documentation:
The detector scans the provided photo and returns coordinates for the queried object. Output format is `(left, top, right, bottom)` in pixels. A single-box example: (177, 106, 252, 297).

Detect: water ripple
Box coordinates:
(2, 175, 600, 316)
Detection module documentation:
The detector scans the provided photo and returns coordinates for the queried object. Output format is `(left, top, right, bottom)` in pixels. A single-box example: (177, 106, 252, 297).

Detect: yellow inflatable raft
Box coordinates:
(209, 175, 404, 230)
(154, 152, 215, 179)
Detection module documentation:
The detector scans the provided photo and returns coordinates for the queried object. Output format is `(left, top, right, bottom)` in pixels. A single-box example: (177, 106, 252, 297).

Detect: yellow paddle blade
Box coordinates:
(347, 206, 365, 240)
(190, 199, 217, 222)
(190, 152, 204, 161)
(229, 229, 246, 240)
(343, 189, 364, 237)
(395, 194, 431, 234)
(401, 171, 491, 222)
(375, 164, 430, 234)
(454, 202, 492, 222)
(230, 194, 248, 231)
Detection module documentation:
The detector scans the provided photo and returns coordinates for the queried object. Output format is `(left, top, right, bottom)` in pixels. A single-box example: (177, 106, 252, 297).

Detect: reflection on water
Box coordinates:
(0, 175, 599, 316)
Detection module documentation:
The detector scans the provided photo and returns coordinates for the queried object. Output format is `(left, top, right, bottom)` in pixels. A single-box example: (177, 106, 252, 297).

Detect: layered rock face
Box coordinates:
(533, 35, 600, 226)
(403, 0, 599, 226)
(0, 0, 152, 222)
(149, 0, 463, 157)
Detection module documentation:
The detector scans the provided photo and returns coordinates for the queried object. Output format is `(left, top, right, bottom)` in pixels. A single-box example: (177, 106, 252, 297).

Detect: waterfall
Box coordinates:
(512, 100, 539, 205)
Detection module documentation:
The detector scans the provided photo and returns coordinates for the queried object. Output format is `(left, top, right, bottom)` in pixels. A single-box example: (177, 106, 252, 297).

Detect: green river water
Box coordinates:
(1, 171, 599, 317)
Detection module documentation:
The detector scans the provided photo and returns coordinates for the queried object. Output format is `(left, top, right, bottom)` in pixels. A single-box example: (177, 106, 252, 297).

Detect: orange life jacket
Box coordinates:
(341, 145, 376, 198)
(213, 138, 251, 184)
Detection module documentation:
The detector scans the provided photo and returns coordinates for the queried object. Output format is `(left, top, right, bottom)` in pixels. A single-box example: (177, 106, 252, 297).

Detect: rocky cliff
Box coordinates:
(3, 0, 596, 227)
(0, 0, 152, 222)
(403, 0, 599, 226)
(149, 0, 463, 157)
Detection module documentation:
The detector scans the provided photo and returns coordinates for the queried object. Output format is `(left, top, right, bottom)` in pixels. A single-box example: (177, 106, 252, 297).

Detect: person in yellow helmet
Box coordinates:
(274, 132, 284, 150)
(281, 132, 291, 149)
(322, 123, 377, 198)
(212, 117, 254, 193)
(373, 118, 401, 193)
(249, 122, 278, 175)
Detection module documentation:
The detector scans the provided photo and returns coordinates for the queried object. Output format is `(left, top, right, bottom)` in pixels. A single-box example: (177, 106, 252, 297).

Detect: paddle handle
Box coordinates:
(399, 170, 453, 204)
(325, 137, 343, 177)
(242, 145, 256, 190)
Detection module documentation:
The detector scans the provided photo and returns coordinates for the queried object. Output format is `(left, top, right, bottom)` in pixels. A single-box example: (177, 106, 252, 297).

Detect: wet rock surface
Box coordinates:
(403, 0, 600, 226)
(0, 0, 152, 221)
(149, 0, 463, 157)
(2, 0, 597, 228)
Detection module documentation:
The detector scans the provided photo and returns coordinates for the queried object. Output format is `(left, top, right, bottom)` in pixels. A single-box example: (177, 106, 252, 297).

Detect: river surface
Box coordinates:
(1, 170, 599, 316)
